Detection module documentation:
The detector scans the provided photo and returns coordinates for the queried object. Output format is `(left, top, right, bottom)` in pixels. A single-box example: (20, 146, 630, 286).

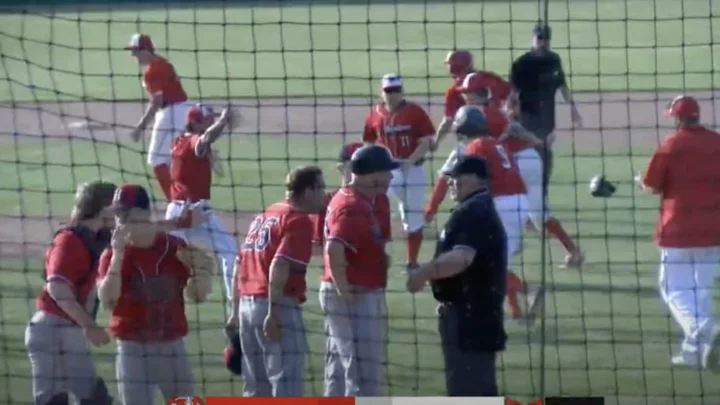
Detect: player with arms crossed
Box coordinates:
(321, 145, 397, 396)
(229, 166, 326, 397)
(362, 74, 434, 270)
(165, 104, 239, 301)
(451, 104, 544, 322)
(637, 96, 720, 368)
(97, 184, 214, 405)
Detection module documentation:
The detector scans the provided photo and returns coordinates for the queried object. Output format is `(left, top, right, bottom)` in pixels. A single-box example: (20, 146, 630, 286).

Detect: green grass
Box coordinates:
(2, 0, 720, 101)
(1, 134, 719, 405)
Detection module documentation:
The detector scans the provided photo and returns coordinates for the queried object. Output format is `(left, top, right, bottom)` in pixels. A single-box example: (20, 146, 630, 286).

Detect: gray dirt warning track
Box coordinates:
(0, 90, 718, 259)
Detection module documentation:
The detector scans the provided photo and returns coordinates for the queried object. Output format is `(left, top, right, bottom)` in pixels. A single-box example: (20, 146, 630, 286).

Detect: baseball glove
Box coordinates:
(176, 243, 216, 303)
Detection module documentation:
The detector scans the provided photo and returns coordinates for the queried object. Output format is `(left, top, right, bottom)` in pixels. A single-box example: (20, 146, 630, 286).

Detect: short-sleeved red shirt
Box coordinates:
(143, 57, 188, 106)
(170, 134, 212, 202)
(238, 201, 314, 303)
(466, 137, 527, 197)
(444, 82, 466, 119)
(322, 187, 389, 289)
(97, 233, 190, 342)
(312, 189, 392, 245)
(643, 126, 720, 247)
(36, 230, 98, 324)
(362, 101, 435, 159)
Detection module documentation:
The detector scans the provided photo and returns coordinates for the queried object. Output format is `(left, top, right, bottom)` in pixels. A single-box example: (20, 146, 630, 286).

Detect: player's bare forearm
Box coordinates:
(196, 114, 230, 156)
(136, 94, 162, 130)
(560, 85, 579, 112)
(507, 121, 543, 146)
(407, 137, 433, 164)
(419, 248, 476, 281)
(97, 253, 124, 310)
(268, 257, 291, 316)
(434, 118, 453, 147)
(47, 281, 98, 329)
(326, 240, 350, 292)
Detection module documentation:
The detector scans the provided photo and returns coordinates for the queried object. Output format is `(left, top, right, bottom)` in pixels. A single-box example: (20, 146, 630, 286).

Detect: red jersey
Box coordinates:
(170, 134, 212, 202)
(466, 137, 526, 197)
(312, 189, 392, 245)
(322, 187, 388, 289)
(36, 230, 98, 324)
(97, 233, 190, 342)
(362, 101, 435, 159)
(444, 82, 466, 119)
(471, 71, 512, 108)
(143, 56, 188, 106)
(238, 201, 314, 303)
(643, 126, 720, 247)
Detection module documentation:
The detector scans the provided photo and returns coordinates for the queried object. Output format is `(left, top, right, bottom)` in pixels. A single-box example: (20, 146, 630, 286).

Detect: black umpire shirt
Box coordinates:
(510, 50, 566, 137)
(430, 189, 507, 352)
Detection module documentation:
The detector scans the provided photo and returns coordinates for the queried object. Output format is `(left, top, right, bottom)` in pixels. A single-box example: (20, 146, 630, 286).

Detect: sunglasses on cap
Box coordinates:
(383, 87, 402, 94)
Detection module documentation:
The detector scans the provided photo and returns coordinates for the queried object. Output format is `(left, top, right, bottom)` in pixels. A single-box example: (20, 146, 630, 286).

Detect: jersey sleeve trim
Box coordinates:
(46, 274, 76, 287)
(275, 254, 309, 267)
(453, 245, 477, 252)
(326, 237, 357, 253)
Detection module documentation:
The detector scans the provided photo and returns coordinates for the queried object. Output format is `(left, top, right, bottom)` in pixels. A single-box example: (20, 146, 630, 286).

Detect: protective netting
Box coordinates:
(0, 1, 719, 404)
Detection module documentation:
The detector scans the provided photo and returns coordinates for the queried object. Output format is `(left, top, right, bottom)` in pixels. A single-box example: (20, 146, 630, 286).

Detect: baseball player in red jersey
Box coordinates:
(96, 184, 211, 405)
(321, 145, 397, 396)
(362, 74, 435, 270)
(452, 105, 544, 322)
(124, 33, 194, 202)
(637, 96, 720, 368)
(165, 104, 239, 300)
(312, 143, 392, 397)
(228, 166, 326, 397)
(25, 181, 116, 405)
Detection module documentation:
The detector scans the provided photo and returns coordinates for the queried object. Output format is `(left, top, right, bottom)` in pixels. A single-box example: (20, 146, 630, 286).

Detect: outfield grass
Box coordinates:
(1, 0, 720, 102)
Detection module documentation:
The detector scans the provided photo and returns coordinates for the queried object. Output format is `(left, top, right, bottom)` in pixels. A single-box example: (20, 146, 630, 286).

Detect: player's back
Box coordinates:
(170, 134, 212, 202)
(465, 137, 526, 197)
(144, 56, 188, 105)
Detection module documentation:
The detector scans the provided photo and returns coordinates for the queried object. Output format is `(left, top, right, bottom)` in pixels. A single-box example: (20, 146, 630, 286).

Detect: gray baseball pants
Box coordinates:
(25, 311, 100, 404)
(116, 338, 194, 405)
(239, 296, 307, 397)
(318, 281, 388, 397)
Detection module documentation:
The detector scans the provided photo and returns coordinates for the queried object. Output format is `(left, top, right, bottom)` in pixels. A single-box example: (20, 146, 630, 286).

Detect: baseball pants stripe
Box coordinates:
(659, 246, 720, 356)
(25, 311, 99, 404)
(319, 282, 388, 397)
(239, 296, 307, 397)
(116, 338, 194, 405)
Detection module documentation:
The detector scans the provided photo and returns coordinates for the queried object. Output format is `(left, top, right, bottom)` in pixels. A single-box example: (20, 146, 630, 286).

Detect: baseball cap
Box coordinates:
(665, 95, 700, 118)
(125, 33, 155, 53)
(381, 74, 403, 91)
(442, 155, 489, 179)
(109, 184, 151, 211)
(454, 105, 488, 137)
(338, 142, 364, 163)
(186, 104, 220, 125)
(533, 23, 552, 40)
(350, 145, 400, 175)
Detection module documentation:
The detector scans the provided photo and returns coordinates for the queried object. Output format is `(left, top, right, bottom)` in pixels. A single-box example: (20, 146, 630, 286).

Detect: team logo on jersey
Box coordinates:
(383, 124, 412, 134)
(167, 397, 204, 405)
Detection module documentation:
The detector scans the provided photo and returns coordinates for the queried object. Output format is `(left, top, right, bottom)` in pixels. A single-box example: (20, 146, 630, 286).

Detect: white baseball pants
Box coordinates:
(493, 194, 529, 266)
(148, 102, 193, 166)
(389, 164, 426, 233)
(515, 147, 549, 228)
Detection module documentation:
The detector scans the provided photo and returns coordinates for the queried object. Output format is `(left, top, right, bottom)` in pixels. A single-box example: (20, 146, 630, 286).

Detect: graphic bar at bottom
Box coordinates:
(205, 397, 505, 405)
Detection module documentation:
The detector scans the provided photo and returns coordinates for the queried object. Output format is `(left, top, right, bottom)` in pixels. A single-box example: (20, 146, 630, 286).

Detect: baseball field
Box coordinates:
(1, 0, 720, 404)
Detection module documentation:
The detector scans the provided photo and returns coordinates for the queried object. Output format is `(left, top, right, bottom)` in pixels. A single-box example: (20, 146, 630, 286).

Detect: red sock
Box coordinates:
(507, 291, 523, 319)
(153, 164, 173, 201)
(507, 271, 527, 294)
(545, 217, 578, 254)
(425, 177, 449, 217)
(406, 230, 424, 265)
(506, 272, 526, 318)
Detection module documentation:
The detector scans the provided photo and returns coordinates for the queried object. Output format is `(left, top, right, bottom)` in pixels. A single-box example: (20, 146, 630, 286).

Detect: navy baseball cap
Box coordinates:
(110, 184, 151, 211)
(338, 142, 364, 163)
(533, 23, 551, 40)
(454, 105, 488, 137)
(442, 155, 489, 179)
(350, 144, 400, 175)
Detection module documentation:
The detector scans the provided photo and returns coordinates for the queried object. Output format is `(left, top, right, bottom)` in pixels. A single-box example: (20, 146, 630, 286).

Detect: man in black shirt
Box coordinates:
(509, 23, 582, 179)
(406, 155, 507, 397)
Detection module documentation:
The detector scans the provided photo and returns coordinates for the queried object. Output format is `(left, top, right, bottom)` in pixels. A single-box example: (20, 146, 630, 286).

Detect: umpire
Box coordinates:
(406, 155, 507, 397)
(509, 23, 582, 178)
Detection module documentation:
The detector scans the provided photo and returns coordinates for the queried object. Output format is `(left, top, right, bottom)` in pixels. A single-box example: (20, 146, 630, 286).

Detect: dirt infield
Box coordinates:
(0, 90, 717, 259)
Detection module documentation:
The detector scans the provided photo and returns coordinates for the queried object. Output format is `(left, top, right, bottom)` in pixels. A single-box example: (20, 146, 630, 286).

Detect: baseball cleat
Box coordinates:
(671, 352, 701, 368)
(561, 249, 585, 269)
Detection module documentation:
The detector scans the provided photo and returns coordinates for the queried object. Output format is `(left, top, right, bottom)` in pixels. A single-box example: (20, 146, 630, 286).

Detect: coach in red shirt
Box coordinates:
(638, 95, 720, 369)
(320, 144, 397, 397)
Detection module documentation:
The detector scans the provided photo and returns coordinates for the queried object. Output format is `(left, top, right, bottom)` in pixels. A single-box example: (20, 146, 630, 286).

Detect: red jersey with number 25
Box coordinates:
(238, 201, 314, 303)
(466, 137, 526, 197)
(363, 101, 435, 159)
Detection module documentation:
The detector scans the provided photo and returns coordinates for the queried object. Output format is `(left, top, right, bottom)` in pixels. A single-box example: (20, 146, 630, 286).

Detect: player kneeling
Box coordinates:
(97, 184, 214, 405)
(229, 166, 327, 397)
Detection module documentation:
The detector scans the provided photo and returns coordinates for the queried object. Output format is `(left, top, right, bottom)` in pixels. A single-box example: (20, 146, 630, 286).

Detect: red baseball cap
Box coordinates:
(124, 33, 155, 53)
(338, 142, 364, 163)
(186, 104, 220, 125)
(665, 95, 700, 118)
(109, 184, 151, 211)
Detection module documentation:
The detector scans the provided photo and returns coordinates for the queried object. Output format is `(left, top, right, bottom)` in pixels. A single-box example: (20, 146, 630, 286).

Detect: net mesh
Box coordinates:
(0, 1, 719, 404)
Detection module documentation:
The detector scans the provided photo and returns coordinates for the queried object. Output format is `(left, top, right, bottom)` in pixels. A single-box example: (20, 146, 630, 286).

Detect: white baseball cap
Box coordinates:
(381, 74, 403, 90)
(125, 33, 155, 52)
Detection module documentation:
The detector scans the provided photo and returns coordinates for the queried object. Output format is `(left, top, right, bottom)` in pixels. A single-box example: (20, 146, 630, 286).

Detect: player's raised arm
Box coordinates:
(96, 227, 129, 310)
(195, 107, 236, 157)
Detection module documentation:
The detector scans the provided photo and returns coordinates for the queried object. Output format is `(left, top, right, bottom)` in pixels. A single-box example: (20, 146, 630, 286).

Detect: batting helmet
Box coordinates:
(460, 72, 492, 98)
(665, 95, 700, 119)
(589, 175, 617, 198)
(445, 50, 474, 78)
(223, 326, 243, 376)
(350, 145, 400, 175)
(454, 105, 488, 137)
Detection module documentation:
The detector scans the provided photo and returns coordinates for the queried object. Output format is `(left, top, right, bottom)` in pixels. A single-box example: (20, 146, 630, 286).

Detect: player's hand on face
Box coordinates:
(84, 326, 111, 347)
(111, 224, 131, 252)
(263, 312, 282, 342)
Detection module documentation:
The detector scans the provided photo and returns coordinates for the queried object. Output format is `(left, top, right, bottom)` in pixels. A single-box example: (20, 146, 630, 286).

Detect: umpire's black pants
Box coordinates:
(437, 304, 498, 397)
